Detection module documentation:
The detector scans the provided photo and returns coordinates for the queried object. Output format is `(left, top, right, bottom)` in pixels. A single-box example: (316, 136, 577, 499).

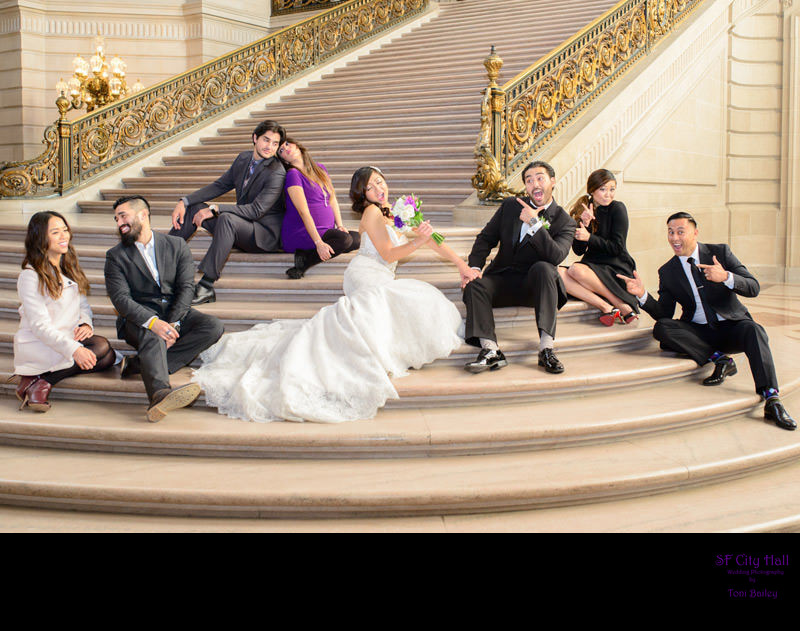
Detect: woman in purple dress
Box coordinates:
(278, 138, 360, 278)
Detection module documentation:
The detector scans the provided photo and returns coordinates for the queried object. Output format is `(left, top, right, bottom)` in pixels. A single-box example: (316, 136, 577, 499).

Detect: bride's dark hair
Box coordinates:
(350, 166, 391, 218)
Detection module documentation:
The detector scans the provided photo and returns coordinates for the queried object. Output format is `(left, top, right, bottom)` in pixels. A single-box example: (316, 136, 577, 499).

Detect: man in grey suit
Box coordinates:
(106, 195, 224, 422)
(169, 120, 287, 305)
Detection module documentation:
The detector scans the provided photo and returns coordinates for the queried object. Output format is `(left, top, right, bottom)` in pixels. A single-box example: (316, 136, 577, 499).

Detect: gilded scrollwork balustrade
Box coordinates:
(472, 0, 704, 202)
(0, 0, 428, 199)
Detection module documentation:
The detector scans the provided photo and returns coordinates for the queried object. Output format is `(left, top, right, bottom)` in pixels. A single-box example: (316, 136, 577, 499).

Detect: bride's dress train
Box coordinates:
(193, 225, 464, 423)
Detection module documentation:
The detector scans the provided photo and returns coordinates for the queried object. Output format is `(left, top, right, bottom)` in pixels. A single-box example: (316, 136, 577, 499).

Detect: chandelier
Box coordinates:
(55, 36, 144, 113)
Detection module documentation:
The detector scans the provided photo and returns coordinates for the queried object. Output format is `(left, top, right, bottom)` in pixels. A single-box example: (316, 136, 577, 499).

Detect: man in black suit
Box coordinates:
(106, 195, 225, 422)
(170, 120, 287, 305)
(618, 211, 795, 430)
(462, 160, 576, 374)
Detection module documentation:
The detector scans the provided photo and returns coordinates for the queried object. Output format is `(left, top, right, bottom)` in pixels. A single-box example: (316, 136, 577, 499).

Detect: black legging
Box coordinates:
(298, 229, 361, 270)
(42, 334, 116, 385)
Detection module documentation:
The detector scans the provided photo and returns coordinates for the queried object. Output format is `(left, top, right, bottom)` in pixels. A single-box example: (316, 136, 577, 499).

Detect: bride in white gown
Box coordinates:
(192, 166, 475, 423)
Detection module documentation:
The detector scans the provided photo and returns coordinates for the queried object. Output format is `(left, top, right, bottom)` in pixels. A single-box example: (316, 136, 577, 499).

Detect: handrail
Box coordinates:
(0, 0, 429, 199)
(472, 0, 706, 202)
(273, 1, 346, 17)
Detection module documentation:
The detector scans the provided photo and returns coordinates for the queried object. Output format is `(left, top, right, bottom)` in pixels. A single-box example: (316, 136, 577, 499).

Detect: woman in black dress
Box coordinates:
(559, 169, 639, 325)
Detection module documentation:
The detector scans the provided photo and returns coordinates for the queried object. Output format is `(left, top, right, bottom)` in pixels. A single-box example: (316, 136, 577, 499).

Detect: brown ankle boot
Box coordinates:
(14, 375, 40, 403)
(24, 377, 52, 412)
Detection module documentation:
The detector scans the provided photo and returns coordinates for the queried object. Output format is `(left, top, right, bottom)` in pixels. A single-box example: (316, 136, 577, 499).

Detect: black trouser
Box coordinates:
(653, 318, 778, 394)
(294, 229, 360, 270)
(463, 262, 561, 347)
(123, 308, 224, 402)
(169, 203, 276, 281)
(41, 335, 116, 385)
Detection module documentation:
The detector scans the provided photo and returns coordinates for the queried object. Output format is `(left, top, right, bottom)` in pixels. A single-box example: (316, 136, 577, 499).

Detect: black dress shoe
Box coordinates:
(538, 348, 564, 374)
(192, 282, 216, 305)
(146, 383, 202, 423)
(764, 398, 796, 431)
(119, 354, 140, 379)
(702, 356, 737, 386)
(464, 348, 507, 373)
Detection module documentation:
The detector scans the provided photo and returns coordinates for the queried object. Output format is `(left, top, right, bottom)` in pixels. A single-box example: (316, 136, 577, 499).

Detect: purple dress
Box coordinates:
(280, 165, 335, 252)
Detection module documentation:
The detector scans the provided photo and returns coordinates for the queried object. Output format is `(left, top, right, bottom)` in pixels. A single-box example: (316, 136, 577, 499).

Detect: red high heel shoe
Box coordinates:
(621, 311, 639, 324)
(599, 308, 620, 326)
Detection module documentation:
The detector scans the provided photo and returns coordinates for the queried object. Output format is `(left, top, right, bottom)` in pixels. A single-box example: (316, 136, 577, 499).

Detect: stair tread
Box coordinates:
(2, 456, 799, 531)
(1, 333, 797, 457)
(0, 400, 797, 516)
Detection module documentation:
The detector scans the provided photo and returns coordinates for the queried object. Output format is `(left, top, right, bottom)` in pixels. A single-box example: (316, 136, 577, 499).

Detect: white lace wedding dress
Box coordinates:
(193, 224, 464, 423)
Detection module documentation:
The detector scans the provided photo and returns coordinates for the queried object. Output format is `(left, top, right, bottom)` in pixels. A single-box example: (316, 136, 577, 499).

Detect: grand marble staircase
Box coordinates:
(1, 0, 799, 532)
(75, 0, 622, 225)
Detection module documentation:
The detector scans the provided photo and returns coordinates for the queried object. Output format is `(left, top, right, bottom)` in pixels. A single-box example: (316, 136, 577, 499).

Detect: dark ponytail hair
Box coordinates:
(569, 168, 616, 233)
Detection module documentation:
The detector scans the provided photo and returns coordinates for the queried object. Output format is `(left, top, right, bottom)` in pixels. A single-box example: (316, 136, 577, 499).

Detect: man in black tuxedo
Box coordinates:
(462, 160, 576, 374)
(170, 120, 287, 305)
(618, 211, 795, 430)
(106, 195, 225, 422)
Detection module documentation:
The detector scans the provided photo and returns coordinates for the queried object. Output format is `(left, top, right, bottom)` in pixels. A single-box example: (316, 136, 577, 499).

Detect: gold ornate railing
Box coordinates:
(0, 0, 428, 199)
(472, 0, 706, 202)
(273, 0, 345, 16)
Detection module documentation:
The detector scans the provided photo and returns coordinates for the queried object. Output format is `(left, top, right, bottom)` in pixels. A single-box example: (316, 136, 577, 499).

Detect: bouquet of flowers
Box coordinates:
(390, 194, 445, 245)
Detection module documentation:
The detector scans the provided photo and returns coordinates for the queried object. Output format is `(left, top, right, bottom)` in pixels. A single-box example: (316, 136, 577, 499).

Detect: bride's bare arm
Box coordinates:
(361, 204, 430, 263)
(420, 234, 470, 273)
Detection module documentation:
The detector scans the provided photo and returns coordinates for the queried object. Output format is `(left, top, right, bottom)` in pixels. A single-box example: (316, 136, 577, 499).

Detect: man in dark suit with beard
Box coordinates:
(169, 120, 287, 305)
(462, 160, 576, 374)
(618, 211, 795, 431)
(106, 195, 224, 422)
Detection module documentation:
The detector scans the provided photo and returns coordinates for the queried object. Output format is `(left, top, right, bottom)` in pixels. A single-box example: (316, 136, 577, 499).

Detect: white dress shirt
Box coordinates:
(135, 234, 160, 286)
(639, 244, 734, 324)
(135, 234, 161, 330)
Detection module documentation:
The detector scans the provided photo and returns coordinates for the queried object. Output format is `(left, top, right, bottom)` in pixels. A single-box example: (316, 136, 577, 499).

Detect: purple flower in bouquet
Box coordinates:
(389, 194, 444, 245)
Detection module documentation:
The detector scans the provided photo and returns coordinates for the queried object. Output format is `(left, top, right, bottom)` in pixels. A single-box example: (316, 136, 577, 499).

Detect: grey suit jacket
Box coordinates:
(104, 232, 195, 338)
(184, 151, 286, 251)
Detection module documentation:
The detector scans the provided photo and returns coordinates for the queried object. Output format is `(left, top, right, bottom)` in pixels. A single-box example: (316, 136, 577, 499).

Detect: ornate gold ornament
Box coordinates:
(472, 0, 705, 201)
(1, 0, 429, 198)
(472, 47, 518, 202)
(273, 0, 343, 16)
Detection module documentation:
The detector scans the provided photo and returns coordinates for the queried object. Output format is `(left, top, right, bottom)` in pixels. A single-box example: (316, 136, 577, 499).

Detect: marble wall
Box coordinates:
(0, 0, 273, 163)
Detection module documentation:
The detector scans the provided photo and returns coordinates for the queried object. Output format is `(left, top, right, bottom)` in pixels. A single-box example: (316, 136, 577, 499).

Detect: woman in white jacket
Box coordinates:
(13, 211, 115, 411)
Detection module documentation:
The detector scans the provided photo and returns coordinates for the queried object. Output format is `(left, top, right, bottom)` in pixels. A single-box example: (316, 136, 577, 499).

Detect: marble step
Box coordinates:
(0, 390, 797, 518)
(0, 312, 654, 358)
(238, 106, 479, 125)
(141, 163, 474, 178)
(197, 133, 474, 148)
(0, 215, 478, 247)
(0, 336, 706, 410)
(0, 296, 598, 335)
(95, 187, 470, 204)
(2, 454, 799, 531)
(119, 175, 471, 189)
(0, 263, 469, 301)
(0, 239, 478, 275)
(1, 336, 797, 459)
(73, 204, 462, 226)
